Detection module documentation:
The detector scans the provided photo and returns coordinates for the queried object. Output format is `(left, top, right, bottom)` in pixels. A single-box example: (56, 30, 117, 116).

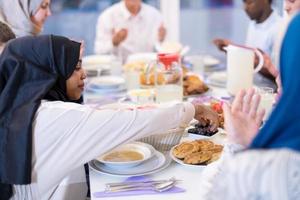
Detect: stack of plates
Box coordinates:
(86, 76, 126, 94)
(83, 55, 113, 77)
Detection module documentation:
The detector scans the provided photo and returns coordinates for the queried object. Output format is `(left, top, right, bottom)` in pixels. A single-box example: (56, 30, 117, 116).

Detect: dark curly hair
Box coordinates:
(0, 21, 16, 44)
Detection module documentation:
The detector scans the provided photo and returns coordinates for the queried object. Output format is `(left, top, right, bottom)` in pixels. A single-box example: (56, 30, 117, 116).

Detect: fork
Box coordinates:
(105, 177, 179, 189)
(105, 179, 177, 193)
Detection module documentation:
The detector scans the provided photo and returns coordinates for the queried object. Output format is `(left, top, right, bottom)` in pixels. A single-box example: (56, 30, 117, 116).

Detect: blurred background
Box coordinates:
(44, 0, 284, 56)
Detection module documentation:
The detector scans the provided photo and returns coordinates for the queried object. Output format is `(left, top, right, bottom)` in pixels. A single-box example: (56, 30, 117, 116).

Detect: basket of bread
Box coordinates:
(138, 127, 186, 152)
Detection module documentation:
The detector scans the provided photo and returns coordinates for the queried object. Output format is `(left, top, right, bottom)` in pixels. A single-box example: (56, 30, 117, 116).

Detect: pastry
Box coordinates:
(183, 151, 212, 165)
(172, 141, 200, 159)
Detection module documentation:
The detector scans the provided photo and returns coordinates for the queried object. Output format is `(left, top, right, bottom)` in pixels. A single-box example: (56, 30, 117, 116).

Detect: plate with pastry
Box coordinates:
(183, 73, 210, 97)
(170, 139, 223, 167)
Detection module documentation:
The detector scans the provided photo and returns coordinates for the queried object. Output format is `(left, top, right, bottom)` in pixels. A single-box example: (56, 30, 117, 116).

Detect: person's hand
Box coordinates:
(223, 89, 265, 147)
(112, 28, 128, 47)
(256, 50, 279, 78)
(193, 103, 220, 132)
(158, 24, 166, 42)
(213, 38, 231, 51)
(262, 53, 279, 78)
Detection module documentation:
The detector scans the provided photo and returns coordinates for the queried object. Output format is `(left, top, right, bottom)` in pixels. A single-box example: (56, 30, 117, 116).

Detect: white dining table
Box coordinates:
(89, 132, 227, 200)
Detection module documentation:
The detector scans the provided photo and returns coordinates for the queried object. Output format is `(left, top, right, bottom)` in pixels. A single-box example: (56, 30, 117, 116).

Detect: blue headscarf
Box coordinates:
(251, 13, 300, 152)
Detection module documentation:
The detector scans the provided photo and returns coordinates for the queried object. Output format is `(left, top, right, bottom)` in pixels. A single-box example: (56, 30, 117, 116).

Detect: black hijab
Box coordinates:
(0, 35, 81, 199)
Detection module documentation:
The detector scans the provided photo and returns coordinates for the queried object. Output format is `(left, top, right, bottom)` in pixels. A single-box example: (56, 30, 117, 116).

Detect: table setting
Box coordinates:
(82, 49, 276, 199)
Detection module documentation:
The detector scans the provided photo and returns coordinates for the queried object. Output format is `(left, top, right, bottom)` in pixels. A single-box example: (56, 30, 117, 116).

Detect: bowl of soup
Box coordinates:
(97, 142, 154, 168)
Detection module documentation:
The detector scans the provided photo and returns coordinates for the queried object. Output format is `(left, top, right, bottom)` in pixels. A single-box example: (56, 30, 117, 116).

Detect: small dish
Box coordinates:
(203, 55, 221, 67)
(97, 142, 154, 168)
(127, 89, 155, 104)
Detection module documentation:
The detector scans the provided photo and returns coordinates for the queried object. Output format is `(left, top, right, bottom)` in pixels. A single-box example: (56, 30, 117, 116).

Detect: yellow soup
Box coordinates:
(103, 150, 144, 162)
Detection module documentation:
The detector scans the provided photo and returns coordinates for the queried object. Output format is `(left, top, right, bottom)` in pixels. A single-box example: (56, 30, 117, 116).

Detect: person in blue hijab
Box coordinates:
(201, 13, 300, 200)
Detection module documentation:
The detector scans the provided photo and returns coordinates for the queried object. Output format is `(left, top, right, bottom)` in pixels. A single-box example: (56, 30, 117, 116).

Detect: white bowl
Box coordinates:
(97, 142, 154, 168)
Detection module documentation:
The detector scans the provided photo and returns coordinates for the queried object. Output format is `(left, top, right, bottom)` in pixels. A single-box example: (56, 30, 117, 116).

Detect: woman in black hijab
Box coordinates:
(0, 35, 213, 199)
(0, 35, 83, 199)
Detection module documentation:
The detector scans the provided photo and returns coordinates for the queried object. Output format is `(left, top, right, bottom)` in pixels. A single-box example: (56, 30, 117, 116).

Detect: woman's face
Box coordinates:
(66, 44, 86, 100)
(285, 0, 300, 15)
(31, 0, 52, 28)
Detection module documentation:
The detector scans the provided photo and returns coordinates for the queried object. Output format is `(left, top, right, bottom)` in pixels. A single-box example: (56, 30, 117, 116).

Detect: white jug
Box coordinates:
(225, 45, 264, 95)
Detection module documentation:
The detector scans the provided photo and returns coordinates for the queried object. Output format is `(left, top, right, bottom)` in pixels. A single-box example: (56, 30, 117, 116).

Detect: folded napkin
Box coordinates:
(93, 176, 185, 198)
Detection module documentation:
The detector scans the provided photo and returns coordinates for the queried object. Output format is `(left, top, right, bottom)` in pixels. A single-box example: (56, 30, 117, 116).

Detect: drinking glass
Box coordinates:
(257, 87, 274, 121)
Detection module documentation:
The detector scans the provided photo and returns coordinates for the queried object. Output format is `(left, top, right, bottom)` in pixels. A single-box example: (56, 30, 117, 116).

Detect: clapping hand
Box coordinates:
(158, 24, 166, 42)
(223, 89, 265, 147)
(112, 28, 128, 46)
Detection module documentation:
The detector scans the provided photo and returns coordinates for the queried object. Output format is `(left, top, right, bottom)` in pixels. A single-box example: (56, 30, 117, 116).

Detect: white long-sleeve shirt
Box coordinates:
(94, 1, 163, 61)
(245, 10, 283, 61)
(12, 101, 194, 200)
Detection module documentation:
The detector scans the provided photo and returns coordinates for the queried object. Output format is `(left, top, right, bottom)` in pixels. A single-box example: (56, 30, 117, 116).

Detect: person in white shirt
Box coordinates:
(244, 0, 282, 58)
(214, 0, 282, 56)
(214, 0, 283, 81)
(0, 35, 218, 200)
(94, 0, 166, 62)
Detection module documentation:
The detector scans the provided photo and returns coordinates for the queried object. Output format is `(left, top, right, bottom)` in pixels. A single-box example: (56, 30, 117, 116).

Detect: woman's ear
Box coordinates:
(79, 40, 85, 60)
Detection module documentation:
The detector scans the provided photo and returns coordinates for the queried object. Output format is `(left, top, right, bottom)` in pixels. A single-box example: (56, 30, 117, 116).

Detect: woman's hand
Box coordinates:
(193, 104, 220, 132)
(223, 89, 265, 147)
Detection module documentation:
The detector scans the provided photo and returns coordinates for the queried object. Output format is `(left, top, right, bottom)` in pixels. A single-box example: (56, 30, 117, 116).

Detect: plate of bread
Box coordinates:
(170, 139, 223, 167)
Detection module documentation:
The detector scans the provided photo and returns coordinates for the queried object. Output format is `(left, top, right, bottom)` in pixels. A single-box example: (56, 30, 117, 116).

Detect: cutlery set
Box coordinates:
(105, 177, 180, 193)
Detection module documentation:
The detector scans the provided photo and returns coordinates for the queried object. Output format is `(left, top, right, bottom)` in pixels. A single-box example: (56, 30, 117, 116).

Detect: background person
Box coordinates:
(94, 0, 166, 62)
(0, 0, 51, 37)
(214, 0, 282, 81)
(0, 21, 15, 54)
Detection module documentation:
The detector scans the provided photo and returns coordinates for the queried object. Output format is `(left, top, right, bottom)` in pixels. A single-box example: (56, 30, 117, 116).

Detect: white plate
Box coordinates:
(170, 136, 226, 168)
(206, 72, 227, 88)
(203, 55, 220, 67)
(89, 76, 125, 89)
(169, 145, 206, 168)
(96, 142, 155, 168)
(85, 86, 126, 95)
(90, 150, 171, 177)
(83, 55, 113, 66)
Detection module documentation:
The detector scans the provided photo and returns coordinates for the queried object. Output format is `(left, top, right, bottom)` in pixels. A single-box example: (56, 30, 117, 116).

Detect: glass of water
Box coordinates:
(257, 87, 274, 121)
